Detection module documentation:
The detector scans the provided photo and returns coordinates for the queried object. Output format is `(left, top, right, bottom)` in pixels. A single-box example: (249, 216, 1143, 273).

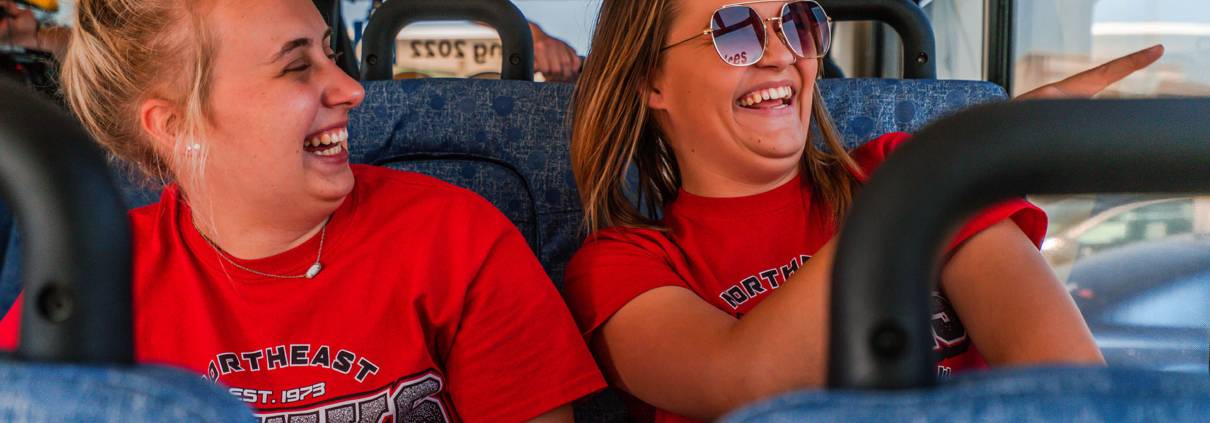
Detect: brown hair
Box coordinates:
(571, 0, 864, 233)
(60, 0, 216, 186)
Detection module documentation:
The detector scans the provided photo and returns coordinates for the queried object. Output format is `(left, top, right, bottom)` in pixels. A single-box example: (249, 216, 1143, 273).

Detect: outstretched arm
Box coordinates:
(1017, 45, 1164, 100)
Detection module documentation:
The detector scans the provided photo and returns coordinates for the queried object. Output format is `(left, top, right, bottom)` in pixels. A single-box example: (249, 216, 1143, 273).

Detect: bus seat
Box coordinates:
(819, 78, 1007, 148)
(722, 366, 1210, 422)
(0, 363, 254, 421)
(349, 78, 583, 287)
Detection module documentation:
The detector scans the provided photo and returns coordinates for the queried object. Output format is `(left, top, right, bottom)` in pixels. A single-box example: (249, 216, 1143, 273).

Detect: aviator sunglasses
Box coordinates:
(664, 0, 832, 67)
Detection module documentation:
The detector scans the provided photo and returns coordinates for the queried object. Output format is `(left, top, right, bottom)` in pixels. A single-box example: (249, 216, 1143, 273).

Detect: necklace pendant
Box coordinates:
(305, 262, 323, 279)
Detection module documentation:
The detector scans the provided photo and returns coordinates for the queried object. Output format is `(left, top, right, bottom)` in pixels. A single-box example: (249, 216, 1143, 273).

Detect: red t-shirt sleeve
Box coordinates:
(443, 203, 606, 422)
(851, 132, 1048, 249)
(562, 229, 689, 338)
(0, 294, 20, 351)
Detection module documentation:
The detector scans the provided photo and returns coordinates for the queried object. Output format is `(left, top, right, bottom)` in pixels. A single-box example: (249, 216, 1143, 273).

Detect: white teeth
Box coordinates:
(313, 144, 344, 156)
(737, 86, 794, 107)
(304, 128, 349, 150)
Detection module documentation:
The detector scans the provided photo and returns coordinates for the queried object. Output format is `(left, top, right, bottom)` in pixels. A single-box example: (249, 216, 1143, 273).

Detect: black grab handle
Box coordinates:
(360, 0, 534, 81)
(819, 0, 937, 79)
(0, 79, 132, 364)
(827, 99, 1210, 389)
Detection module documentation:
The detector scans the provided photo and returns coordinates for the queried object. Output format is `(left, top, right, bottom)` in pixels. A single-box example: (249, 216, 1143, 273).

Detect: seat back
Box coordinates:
(350, 79, 582, 286)
(820, 78, 1007, 148)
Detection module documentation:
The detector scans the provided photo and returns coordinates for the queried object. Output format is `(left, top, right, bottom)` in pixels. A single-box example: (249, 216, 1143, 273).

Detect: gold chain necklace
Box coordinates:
(193, 219, 327, 279)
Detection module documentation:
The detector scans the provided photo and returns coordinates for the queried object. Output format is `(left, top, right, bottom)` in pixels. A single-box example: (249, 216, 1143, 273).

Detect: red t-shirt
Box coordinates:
(563, 133, 1047, 423)
(0, 165, 605, 422)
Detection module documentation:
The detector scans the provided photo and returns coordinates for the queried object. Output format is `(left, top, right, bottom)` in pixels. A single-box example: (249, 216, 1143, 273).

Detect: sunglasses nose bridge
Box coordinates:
(759, 16, 802, 64)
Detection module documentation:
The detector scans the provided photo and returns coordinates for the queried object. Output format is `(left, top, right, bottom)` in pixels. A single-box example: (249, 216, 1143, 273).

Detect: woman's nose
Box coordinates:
(322, 64, 365, 110)
(757, 21, 796, 69)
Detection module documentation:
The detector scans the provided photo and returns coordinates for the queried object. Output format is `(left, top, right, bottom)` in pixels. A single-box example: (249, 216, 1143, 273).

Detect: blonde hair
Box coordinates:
(571, 0, 864, 233)
(61, 0, 216, 187)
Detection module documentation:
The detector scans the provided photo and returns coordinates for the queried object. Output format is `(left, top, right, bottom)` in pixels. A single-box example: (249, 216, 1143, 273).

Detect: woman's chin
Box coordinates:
(743, 137, 808, 161)
(306, 168, 355, 203)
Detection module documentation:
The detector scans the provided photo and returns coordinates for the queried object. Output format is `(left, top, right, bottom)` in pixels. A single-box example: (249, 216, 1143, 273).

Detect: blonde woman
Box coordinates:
(0, 0, 604, 421)
(564, 1, 1161, 421)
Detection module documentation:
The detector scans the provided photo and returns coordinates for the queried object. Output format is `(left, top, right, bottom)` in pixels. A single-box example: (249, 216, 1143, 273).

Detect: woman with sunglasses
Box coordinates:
(564, 1, 1162, 421)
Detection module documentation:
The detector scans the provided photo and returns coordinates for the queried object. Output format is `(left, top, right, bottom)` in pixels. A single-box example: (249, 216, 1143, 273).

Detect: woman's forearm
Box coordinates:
(941, 221, 1105, 366)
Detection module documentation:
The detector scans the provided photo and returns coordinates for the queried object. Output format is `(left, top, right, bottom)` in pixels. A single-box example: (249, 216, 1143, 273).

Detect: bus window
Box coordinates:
(922, 0, 986, 80)
(1015, 0, 1210, 97)
(341, 0, 596, 81)
(978, 0, 1210, 374)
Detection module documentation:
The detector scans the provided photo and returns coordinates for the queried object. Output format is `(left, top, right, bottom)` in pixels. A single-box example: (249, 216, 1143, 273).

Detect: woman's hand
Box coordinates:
(1017, 45, 1165, 100)
(529, 22, 582, 82)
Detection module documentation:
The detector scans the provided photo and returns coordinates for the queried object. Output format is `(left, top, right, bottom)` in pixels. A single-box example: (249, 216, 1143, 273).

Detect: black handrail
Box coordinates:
(360, 0, 534, 81)
(986, 0, 1017, 92)
(819, 0, 936, 79)
(0, 79, 132, 364)
(827, 99, 1210, 389)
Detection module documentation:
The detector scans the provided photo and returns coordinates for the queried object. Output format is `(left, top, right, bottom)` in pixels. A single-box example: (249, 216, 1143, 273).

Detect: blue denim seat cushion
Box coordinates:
(0, 361, 254, 422)
(722, 367, 1210, 423)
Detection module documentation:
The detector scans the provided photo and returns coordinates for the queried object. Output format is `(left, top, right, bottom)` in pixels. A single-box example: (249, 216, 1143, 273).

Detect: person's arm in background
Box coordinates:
(528, 21, 581, 82)
(0, 1, 68, 59)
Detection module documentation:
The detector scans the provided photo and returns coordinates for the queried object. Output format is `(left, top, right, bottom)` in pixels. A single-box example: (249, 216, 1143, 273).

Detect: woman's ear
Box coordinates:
(645, 68, 670, 111)
(138, 98, 180, 155)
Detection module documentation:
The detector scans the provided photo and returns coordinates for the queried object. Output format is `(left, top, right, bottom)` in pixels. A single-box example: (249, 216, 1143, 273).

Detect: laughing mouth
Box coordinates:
(737, 86, 794, 109)
(304, 128, 348, 157)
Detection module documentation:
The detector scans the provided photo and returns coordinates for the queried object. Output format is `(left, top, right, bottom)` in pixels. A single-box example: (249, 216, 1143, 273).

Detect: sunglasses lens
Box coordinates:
(710, 7, 766, 66)
(781, 1, 831, 58)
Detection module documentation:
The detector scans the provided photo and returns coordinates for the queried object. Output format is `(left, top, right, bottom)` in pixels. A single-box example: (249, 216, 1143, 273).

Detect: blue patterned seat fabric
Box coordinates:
(819, 78, 1007, 149)
(350, 79, 583, 287)
(721, 366, 1210, 423)
(0, 361, 254, 421)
